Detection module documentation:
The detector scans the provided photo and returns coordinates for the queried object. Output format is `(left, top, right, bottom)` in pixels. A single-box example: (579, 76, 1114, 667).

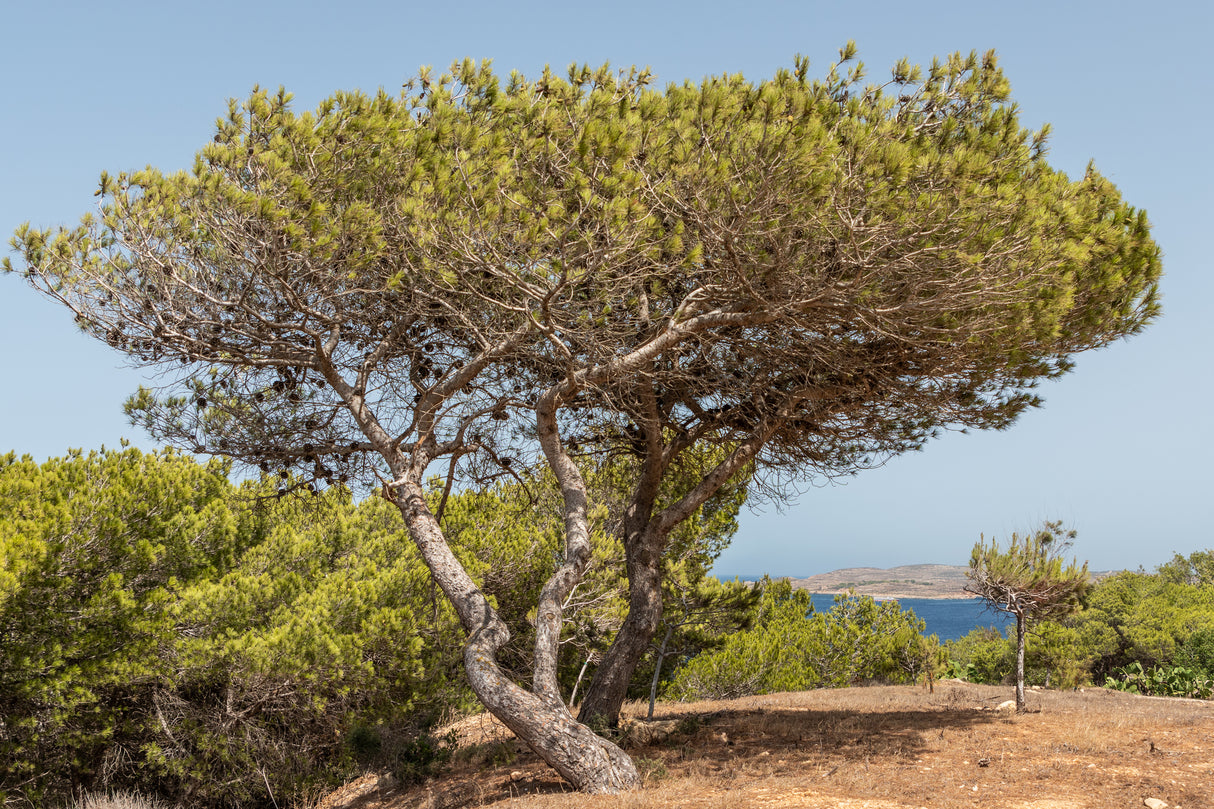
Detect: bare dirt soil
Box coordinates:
(319, 681, 1213, 809)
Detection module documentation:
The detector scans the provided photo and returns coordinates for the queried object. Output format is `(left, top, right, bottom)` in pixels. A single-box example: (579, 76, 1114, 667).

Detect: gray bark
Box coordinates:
(579, 427, 774, 726)
(648, 625, 676, 720)
(533, 391, 596, 705)
(390, 477, 639, 793)
(1015, 612, 1027, 714)
(320, 338, 639, 792)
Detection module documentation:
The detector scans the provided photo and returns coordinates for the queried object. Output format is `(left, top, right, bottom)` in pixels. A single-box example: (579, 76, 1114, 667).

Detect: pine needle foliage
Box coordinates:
(966, 521, 1089, 712)
(5, 45, 1162, 790)
(4, 48, 1160, 499)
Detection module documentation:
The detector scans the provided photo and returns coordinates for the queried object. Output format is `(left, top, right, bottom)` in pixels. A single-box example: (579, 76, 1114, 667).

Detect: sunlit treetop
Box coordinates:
(6, 44, 1162, 793)
(6, 44, 1160, 495)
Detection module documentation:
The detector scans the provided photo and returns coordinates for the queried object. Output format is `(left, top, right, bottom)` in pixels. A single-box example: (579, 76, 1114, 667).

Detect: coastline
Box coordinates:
(801, 587, 977, 601)
(785, 563, 975, 600)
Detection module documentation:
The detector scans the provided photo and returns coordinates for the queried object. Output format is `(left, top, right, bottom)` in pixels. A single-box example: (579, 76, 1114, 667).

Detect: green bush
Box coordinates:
(0, 452, 469, 808)
(667, 584, 938, 700)
(1104, 662, 1213, 699)
(1075, 570, 1214, 677)
(1176, 627, 1214, 677)
(0, 447, 246, 804)
(140, 492, 462, 807)
(943, 627, 1014, 684)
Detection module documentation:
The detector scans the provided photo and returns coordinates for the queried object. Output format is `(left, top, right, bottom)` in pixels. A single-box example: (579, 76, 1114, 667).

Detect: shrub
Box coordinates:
(0, 452, 467, 808)
(944, 627, 1015, 685)
(1176, 627, 1214, 677)
(0, 448, 246, 804)
(667, 584, 937, 700)
(1104, 662, 1213, 699)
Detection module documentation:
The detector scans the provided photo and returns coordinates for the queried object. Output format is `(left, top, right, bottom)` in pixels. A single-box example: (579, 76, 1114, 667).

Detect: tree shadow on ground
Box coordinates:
(357, 701, 1006, 808)
(660, 704, 1002, 763)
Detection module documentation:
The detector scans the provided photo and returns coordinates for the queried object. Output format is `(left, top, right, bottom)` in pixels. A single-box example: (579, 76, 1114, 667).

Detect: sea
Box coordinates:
(808, 593, 1012, 642)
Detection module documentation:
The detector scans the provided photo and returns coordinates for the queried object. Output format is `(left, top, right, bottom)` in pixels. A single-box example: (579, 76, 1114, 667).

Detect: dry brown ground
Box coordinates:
(319, 682, 1213, 809)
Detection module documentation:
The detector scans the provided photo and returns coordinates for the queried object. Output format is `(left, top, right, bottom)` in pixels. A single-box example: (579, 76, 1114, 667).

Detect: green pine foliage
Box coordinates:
(147, 491, 456, 807)
(967, 523, 1090, 625)
(666, 581, 939, 701)
(1177, 627, 1214, 678)
(1078, 568, 1214, 678)
(942, 628, 1015, 685)
(0, 450, 465, 807)
(1156, 550, 1214, 588)
(0, 446, 246, 802)
(0, 446, 749, 805)
(945, 549, 1214, 691)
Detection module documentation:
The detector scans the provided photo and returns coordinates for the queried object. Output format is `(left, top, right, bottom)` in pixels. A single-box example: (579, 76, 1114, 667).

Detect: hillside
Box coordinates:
(319, 682, 1213, 809)
(787, 564, 974, 599)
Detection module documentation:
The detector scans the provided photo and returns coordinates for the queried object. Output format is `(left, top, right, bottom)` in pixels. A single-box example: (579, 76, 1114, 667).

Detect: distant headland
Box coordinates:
(779, 564, 1116, 600)
(786, 564, 975, 600)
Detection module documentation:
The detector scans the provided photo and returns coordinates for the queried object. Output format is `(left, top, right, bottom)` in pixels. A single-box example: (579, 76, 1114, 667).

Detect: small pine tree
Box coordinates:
(966, 521, 1089, 712)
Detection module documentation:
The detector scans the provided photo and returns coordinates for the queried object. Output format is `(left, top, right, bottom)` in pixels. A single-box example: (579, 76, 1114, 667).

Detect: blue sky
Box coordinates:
(2, 0, 1210, 576)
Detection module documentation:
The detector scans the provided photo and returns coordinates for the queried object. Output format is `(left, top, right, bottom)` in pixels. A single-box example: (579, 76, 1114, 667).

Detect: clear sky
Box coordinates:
(2, 0, 1210, 577)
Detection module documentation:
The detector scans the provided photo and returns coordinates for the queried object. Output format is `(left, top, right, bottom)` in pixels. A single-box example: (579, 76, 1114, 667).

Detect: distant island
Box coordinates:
(785, 564, 1116, 600)
(787, 564, 974, 600)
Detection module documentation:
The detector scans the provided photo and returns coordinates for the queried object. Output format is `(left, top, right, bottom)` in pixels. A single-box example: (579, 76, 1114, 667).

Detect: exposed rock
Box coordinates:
(1143, 798, 1168, 809)
(996, 700, 1017, 712)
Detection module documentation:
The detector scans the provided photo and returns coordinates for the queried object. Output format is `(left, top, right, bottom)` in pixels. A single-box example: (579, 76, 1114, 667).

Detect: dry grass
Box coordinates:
(318, 682, 1214, 809)
(69, 793, 168, 809)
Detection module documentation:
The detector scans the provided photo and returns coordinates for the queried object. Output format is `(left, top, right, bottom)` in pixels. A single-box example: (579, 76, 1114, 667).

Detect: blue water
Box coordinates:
(808, 593, 1012, 642)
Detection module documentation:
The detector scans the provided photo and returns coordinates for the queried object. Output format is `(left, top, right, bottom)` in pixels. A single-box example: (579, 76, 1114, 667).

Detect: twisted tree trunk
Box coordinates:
(390, 478, 639, 793)
(580, 426, 774, 727)
(578, 527, 664, 726)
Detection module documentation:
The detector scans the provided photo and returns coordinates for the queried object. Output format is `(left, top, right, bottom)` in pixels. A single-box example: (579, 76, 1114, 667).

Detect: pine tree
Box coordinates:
(8, 46, 1160, 790)
(966, 521, 1090, 712)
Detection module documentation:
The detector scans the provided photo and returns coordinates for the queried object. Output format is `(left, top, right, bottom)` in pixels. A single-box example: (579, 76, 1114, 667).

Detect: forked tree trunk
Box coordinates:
(579, 427, 772, 727)
(390, 479, 639, 793)
(578, 526, 664, 726)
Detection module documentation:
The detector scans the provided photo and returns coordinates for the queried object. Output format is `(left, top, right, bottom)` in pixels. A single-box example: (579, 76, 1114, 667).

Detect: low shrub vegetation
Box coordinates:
(666, 581, 940, 701)
(3, 448, 1212, 807)
(1104, 662, 1214, 699)
(944, 550, 1214, 692)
